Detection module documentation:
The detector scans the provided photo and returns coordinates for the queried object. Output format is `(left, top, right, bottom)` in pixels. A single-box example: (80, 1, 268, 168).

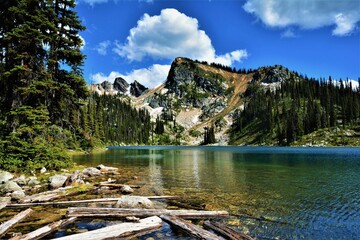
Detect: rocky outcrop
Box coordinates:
(113, 77, 129, 93)
(101, 81, 113, 91)
(130, 80, 148, 97)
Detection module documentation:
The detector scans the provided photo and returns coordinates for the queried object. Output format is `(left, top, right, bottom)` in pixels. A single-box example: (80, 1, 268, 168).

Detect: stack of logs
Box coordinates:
(0, 186, 254, 239)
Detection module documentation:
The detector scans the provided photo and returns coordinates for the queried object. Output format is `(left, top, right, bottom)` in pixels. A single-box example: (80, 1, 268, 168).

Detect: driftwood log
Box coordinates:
(161, 215, 225, 240)
(52, 216, 162, 240)
(0, 208, 33, 237)
(98, 183, 142, 188)
(67, 207, 229, 219)
(204, 221, 254, 240)
(0, 203, 7, 210)
(20, 186, 74, 203)
(9, 217, 77, 240)
(6, 196, 177, 208)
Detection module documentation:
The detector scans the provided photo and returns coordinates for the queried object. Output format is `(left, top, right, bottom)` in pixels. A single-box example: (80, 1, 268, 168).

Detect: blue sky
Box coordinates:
(75, 0, 360, 88)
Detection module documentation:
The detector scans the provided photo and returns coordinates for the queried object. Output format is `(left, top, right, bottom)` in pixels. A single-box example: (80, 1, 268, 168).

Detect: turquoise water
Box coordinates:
(73, 146, 360, 239)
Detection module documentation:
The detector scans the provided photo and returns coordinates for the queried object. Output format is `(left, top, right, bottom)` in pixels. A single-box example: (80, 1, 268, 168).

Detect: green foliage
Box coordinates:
(230, 75, 360, 146)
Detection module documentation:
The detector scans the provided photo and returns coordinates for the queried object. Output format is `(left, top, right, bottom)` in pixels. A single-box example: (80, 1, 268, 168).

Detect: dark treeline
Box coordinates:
(0, 0, 150, 171)
(230, 76, 360, 145)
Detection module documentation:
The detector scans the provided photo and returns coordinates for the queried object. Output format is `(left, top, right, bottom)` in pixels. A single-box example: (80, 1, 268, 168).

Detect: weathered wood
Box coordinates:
(161, 215, 225, 240)
(20, 186, 74, 203)
(52, 216, 162, 240)
(7, 196, 178, 208)
(0, 203, 7, 210)
(0, 208, 33, 237)
(67, 207, 229, 219)
(9, 217, 77, 240)
(98, 183, 141, 188)
(204, 221, 254, 240)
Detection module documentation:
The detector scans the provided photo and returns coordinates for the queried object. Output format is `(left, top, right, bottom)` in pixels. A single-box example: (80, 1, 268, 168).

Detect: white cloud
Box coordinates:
(95, 40, 111, 55)
(90, 64, 170, 88)
(281, 28, 296, 38)
(243, 0, 360, 36)
(114, 8, 247, 66)
(78, 0, 109, 6)
(79, 35, 86, 50)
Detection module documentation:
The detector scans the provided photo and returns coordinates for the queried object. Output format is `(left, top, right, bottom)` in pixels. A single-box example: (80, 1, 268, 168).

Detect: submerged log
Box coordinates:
(0, 203, 7, 210)
(52, 216, 162, 240)
(204, 221, 254, 240)
(7, 196, 178, 208)
(20, 186, 74, 203)
(0, 208, 33, 237)
(99, 183, 142, 188)
(161, 215, 225, 240)
(10, 217, 77, 240)
(67, 207, 229, 219)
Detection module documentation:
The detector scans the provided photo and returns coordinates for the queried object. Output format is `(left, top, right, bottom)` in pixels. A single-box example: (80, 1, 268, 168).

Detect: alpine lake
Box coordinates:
(70, 146, 360, 240)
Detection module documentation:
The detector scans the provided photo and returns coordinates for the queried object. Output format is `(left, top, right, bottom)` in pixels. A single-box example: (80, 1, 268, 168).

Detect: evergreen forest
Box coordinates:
(230, 73, 360, 145)
(0, 0, 150, 172)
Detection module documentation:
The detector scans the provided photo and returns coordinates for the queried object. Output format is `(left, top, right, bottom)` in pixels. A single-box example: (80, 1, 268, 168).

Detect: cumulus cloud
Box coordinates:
(281, 28, 296, 38)
(243, 0, 360, 36)
(114, 8, 247, 65)
(90, 64, 170, 88)
(95, 40, 111, 55)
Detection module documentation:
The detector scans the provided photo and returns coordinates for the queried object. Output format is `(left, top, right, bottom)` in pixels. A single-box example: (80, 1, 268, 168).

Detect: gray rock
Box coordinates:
(13, 175, 27, 185)
(65, 171, 84, 185)
(11, 190, 25, 200)
(120, 185, 134, 194)
(40, 167, 47, 174)
(28, 178, 40, 186)
(0, 171, 13, 184)
(130, 80, 148, 97)
(113, 77, 129, 93)
(101, 81, 113, 91)
(97, 164, 119, 173)
(82, 167, 101, 177)
(115, 196, 154, 209)
(49, 174, 68, 189)
(1, 181, 22, 193)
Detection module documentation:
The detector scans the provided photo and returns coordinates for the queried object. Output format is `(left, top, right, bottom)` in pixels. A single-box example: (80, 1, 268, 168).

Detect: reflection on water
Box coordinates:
(74, 146, 360, 239)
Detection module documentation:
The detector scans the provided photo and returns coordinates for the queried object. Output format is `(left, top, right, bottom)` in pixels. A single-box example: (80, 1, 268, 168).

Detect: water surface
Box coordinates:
(73, 146, 360, 239)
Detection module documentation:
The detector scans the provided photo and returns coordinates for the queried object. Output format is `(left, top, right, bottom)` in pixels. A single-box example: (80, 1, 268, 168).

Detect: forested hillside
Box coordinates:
(0, 0, 149, 172)
(229, 66, 360, 146)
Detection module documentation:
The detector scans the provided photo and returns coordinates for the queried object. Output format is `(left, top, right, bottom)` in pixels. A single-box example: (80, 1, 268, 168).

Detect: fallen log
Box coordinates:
(0, 203, 7, 210)
(67, 207, 229, 219)
(0, 208, 33, 237)
(7, 196, 178, 208)
(20, 186, 74, 203)
(9, 217, 77, 240)
(52, 216, 162, 240)
(98, 183, 142, 188)
(204, 221, 254, 240)
(161, 215, 225, 240)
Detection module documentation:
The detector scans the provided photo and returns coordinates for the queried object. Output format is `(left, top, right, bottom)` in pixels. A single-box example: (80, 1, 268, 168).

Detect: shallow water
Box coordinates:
(73, 146, 360, 239)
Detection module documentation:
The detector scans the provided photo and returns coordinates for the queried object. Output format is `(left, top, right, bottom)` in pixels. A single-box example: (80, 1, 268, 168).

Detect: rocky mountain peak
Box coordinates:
(130, 80, 148, 97)
(113, 77, 129, 93)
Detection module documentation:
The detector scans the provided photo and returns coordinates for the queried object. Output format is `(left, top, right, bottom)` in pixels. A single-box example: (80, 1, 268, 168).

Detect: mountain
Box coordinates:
(90, 78, 148, 97)
(90, 57, 360, 146)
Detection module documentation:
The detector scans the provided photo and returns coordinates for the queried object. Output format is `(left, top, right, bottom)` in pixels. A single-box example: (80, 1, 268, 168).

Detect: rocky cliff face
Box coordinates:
(130, 80, 148, 97)
(113, 77, 129, 93)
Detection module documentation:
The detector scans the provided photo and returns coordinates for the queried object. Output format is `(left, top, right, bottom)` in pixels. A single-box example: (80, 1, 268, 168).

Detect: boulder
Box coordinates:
(115, 196, 154, 209)
(13, 175, 27, 185)
(40, 167, 47, 174)
(1, 181, 22, 193)
(113, 77, 129, 93)
(120, 185, 134, 194)
(82, 167, 101, 177)
(11, 190, 25, 200)
(65, 171, 84, 185)
(28, 178, 40, 186)
(49, 174, 68, 189)
(96, 164, 119, 173)
(0, 171, 13, 184)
